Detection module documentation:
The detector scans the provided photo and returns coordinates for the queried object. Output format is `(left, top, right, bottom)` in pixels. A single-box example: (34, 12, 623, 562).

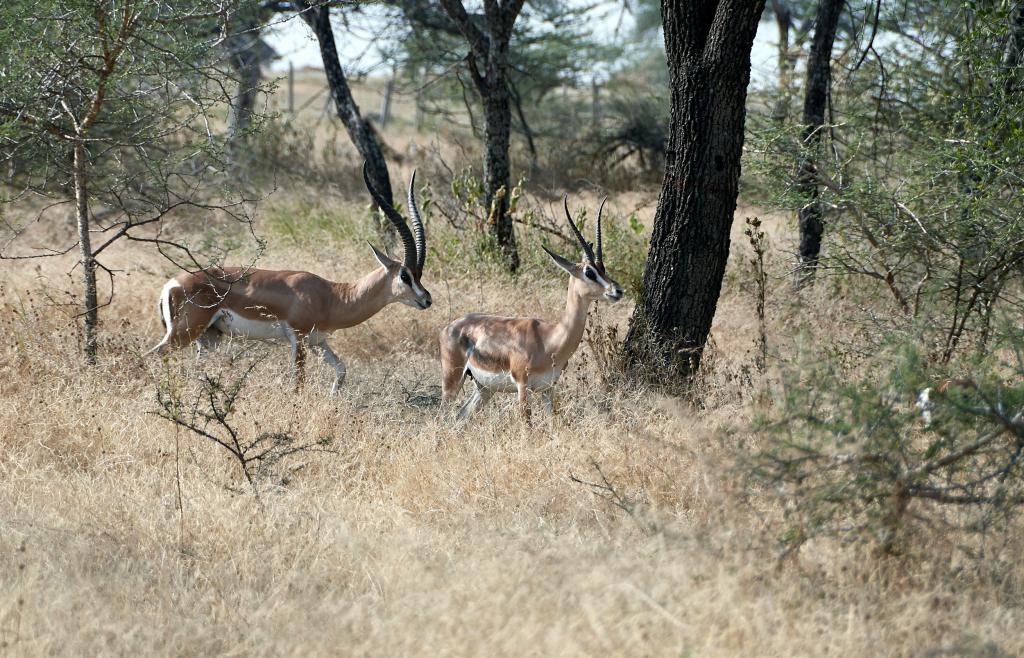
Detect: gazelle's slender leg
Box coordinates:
(313, 339, 347, 395)
(294, 343, 307, 391)
(541, 388, 556, 415)
(440, 328, 470, 402)
(516, 378, 531, 422)
(195, 329, 222, 360)
(457, 381, 492, 421)
(286, 327, 308, 391)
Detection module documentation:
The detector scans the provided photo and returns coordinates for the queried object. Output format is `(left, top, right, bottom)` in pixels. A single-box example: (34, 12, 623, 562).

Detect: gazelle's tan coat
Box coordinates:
(150, 166, 431, 394)
(440, 198, 623, 420)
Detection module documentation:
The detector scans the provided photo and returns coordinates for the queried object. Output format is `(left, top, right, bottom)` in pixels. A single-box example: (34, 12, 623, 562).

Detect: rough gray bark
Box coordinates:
(439, 0, 524, 271)
(73, 141, 98, 364)
(622, 0, 766, 384)
(795, 0, 843, 281)
(294, 1, 394, 209)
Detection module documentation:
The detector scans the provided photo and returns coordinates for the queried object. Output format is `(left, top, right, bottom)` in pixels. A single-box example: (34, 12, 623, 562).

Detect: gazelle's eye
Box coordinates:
(584, 268, 597, 281)
(400, 270, 411, 285)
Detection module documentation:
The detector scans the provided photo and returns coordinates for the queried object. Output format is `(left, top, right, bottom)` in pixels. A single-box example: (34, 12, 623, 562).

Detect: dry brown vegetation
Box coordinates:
(1, 74, 1022, 657)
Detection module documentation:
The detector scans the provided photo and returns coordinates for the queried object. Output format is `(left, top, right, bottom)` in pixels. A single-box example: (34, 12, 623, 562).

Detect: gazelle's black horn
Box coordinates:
(595, 197, 607, 270)
(407, 170, 426, 274)
(562, 195, 595, 264)
(362, 162, 416, 269)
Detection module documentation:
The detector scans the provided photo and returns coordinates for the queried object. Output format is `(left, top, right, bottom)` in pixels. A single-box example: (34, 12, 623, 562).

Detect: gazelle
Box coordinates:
(440, 196, 623, 421)
(149, 164, 431, 394)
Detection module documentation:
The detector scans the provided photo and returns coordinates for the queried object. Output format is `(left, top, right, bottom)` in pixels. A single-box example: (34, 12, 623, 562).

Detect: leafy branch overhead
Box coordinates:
(0, 0, 267, 363)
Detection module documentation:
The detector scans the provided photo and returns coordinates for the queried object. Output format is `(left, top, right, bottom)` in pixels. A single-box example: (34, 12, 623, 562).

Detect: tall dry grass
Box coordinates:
(1, 75, 1022, 656)
(1, 191, 1021, 656)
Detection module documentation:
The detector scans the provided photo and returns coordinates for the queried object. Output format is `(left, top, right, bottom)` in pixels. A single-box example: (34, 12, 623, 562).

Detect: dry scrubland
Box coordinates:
(2, 74, 1023, 657)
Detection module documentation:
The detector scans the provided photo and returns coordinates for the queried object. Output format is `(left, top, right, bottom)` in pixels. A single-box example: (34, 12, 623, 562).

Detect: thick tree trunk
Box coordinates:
(295, 2, 394, 209)
(622, 0, 765, 384)
(226, 12, 261, 142)
(795, 0, 843, 281)
(73, 141, 98, 365)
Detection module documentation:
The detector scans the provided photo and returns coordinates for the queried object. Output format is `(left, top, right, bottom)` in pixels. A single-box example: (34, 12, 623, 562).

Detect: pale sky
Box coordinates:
(262, 7, 783, 89)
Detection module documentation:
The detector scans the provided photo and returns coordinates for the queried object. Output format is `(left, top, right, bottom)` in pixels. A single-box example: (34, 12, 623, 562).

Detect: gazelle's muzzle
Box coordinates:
(604, 287, 623, 302)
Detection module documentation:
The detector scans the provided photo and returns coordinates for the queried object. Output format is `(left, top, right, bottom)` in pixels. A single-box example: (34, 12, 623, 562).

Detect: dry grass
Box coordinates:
(1, 79, 1022, 657)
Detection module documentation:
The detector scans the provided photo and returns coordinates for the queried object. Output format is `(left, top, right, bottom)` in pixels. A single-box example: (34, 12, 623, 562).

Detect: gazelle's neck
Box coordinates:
(327, 267, 392, 329)
(548, 279, 592, 368)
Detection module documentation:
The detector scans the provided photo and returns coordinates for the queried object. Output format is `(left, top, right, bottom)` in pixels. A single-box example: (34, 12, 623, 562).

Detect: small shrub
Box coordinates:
(746, 338, 1024, 556)
(155, 359, 335, 498)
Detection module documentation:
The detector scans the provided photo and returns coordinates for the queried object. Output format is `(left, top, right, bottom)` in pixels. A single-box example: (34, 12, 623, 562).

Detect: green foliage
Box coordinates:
(747, 335, 1024, 555)
(264, 200, 377, 248)
(400, 0, 621, 109)
(590, 88, 668, 178)
(747, 1, 1024, 362)
(0, 0, 265, 266)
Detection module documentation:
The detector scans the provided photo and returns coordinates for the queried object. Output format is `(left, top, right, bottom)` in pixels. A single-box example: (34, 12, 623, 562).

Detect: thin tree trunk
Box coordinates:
(226, 11, 261, 142)
(295, 2, 394, 210)
(438, 0, 523, 272)
(771, 0, 793, 122)
(480, 6, 520, 271)
(1003, 1, 1024, 92)
(795, 0, 843, 283)
(510, 81, 538, 168)
(623, 0, 766, 384)
(481, 83, 519, 270)
(73, 140, 98, 365)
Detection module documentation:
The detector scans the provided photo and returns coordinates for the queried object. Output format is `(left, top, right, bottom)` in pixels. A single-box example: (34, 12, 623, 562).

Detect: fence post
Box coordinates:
(288, 61, 295, 114)
(379, 74, 395, 128)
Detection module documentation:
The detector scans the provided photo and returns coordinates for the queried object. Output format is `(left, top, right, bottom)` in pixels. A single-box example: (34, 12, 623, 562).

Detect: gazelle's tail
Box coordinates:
(146, 279, 181, 355)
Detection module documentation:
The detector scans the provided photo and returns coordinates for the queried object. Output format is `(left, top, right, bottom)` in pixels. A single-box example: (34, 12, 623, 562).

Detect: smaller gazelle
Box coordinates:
(440, 196, 623, 420)
(149, 164, 431, 394)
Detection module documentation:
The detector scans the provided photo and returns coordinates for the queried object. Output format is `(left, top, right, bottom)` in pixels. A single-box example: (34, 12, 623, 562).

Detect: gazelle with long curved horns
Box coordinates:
(440, 197, 623, 420)
(149, 163, 431, 394)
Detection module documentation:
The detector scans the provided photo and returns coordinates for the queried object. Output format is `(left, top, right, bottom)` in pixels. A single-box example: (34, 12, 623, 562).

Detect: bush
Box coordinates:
(746, 337, 1024, 556)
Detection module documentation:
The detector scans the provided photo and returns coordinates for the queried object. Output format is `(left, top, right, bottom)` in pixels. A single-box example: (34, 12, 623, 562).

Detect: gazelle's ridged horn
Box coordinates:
(595, 197, 607, 271)
(562, 195, 595, 264)
(407, 170, 426, 274)
(362, 161, 416, 270)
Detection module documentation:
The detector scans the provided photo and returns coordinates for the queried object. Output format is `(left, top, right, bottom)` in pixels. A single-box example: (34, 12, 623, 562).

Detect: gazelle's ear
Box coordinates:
(368, 242, 397, 269)
(541, 245, 577, 276)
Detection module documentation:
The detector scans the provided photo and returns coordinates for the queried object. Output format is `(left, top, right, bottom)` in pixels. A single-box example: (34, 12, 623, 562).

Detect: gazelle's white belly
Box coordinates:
(468, 363, 562, 392)
(209, 309, 292, 341)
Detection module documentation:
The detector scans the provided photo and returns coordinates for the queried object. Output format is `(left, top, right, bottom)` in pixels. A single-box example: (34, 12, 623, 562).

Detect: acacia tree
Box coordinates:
(292, 0, 395, 210)
(438, 0, 525, 271)
(623, 0, 766, 383)
(0, 0, 262, 364)
(396, 0, 613, 162)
